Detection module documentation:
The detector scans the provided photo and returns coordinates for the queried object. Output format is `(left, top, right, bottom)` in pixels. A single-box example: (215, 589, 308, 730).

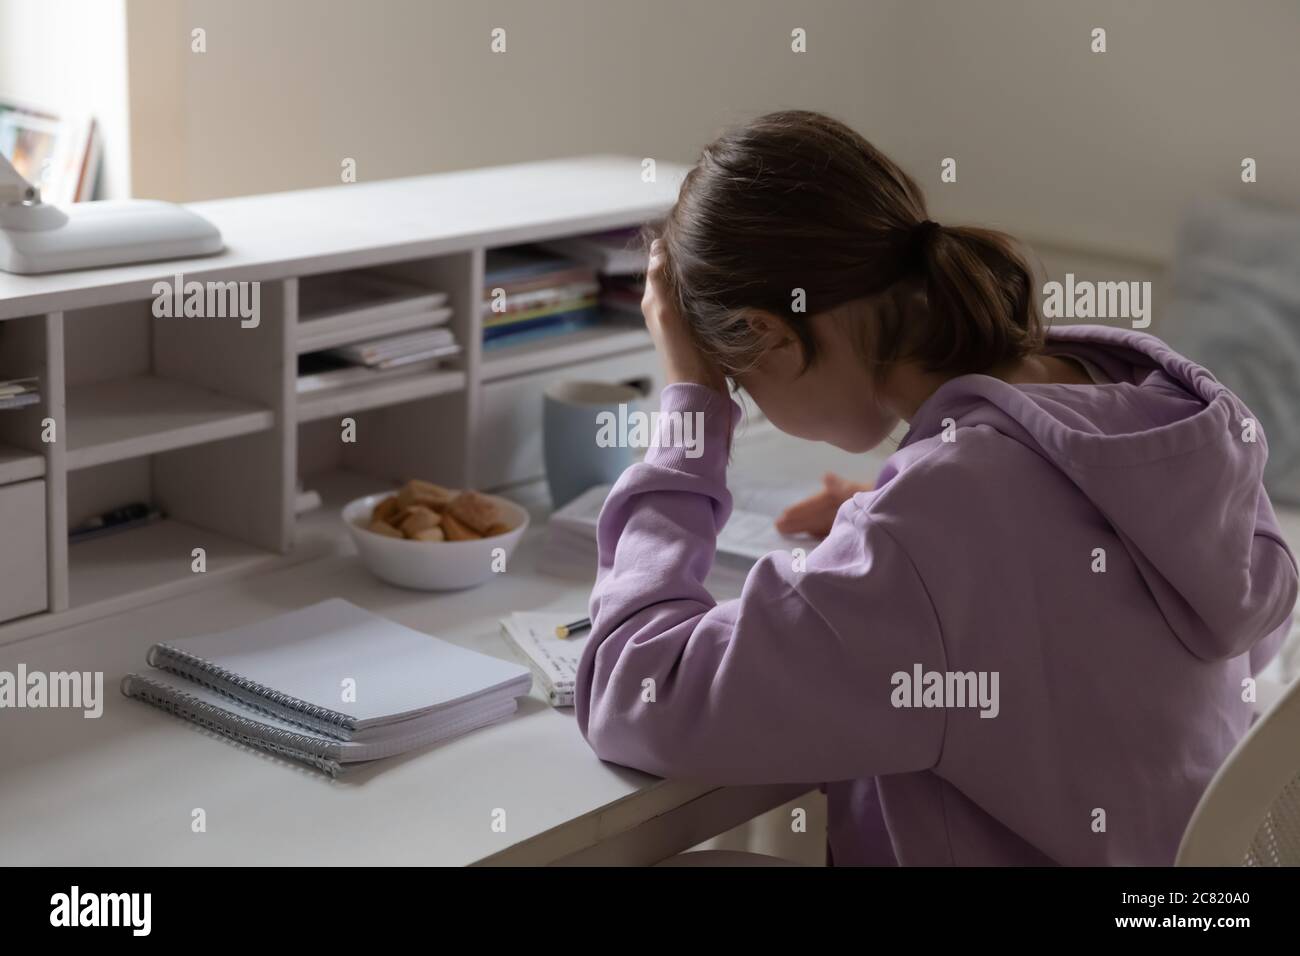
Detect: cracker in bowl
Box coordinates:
(363, 479, 516, 541)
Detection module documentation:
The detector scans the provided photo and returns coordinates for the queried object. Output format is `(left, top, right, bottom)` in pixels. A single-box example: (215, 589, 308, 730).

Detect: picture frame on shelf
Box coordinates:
(0, 96, 101, 203)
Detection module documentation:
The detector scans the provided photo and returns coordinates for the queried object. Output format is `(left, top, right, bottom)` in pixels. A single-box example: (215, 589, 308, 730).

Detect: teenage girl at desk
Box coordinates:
(574, 110, 1297, 865)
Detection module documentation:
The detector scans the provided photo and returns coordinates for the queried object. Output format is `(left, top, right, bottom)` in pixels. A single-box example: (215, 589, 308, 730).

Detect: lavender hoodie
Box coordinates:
(575, 325, 1298, 865)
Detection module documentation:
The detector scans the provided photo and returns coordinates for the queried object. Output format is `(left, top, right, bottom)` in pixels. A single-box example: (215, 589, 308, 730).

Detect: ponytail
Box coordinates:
(911, 223, 1042, 375)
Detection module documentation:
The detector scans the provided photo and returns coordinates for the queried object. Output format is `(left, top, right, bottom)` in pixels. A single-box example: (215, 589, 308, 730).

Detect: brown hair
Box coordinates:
(654, 110, 1042, 378)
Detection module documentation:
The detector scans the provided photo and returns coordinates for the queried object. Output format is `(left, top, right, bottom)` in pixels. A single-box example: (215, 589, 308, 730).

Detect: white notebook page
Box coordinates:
(501, 612, 589, 706)
(157, 599, 531, 730)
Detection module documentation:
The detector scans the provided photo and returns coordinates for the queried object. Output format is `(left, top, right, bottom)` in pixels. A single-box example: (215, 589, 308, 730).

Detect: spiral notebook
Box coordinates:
(122, 599, 532, 774)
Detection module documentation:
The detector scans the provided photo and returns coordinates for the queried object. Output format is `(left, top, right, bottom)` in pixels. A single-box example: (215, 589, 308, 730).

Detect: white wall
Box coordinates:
(0, 0, 131, 198)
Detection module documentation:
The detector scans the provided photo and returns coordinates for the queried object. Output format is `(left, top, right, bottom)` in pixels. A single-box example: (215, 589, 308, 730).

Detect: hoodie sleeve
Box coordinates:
(575, 384, 947, 784)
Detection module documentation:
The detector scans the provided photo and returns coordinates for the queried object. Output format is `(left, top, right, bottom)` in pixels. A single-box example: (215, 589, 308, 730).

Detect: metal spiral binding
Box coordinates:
(147, 643, 357, 739)
(122, 674, 343, 777)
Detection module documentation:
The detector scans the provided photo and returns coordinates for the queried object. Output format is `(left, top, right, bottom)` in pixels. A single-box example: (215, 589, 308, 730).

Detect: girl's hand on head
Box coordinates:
(643, 240, 727, 394)
(775, 472, 873, 537)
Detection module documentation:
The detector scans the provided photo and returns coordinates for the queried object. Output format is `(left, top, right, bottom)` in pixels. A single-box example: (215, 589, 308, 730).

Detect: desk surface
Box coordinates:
(0, 422, 866, 866)
(2, 420, 1296, 866)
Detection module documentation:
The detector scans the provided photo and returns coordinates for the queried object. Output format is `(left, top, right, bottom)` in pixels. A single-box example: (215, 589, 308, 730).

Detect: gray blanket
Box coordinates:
(1167, 198, 1300, 505)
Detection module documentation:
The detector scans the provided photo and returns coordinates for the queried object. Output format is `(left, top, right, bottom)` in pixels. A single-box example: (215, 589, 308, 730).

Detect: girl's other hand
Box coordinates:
(643, 240, 727, 393)
(775, 472, 873, 537)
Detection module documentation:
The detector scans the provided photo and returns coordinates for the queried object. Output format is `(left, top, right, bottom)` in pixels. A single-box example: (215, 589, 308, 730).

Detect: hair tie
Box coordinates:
(914, 219, 941, 240)
(909, 219, 941, 253)
(894, 219, 940, 278)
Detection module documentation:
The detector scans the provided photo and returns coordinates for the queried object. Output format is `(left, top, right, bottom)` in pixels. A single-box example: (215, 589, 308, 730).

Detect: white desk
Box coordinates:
(0, 421, 868, 866)
(3, 414, 1295, 866)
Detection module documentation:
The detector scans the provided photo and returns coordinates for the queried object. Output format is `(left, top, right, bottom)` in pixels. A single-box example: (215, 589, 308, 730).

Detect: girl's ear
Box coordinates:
(742, 309, 808, 378)
(744, 310, 798, 351)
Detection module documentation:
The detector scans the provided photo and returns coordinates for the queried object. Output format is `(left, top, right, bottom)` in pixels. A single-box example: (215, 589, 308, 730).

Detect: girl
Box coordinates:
(574, 111, 1297, 865)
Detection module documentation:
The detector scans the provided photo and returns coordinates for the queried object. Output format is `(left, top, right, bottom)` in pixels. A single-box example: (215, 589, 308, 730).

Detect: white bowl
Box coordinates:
(342, 492, 530, 591)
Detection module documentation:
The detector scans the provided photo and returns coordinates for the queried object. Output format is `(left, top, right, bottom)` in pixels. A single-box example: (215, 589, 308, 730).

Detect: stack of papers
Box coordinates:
(330, 327, 459, 369)
(0, 377, 39, 410)
(297, 328, 461, 393)
(295, 270, 460, 394)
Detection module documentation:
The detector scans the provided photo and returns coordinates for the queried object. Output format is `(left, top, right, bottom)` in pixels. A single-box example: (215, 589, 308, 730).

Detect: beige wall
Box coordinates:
(4, 0, 1297, 267)
(124, 0, 898, 202)
(878, 0, 1300, 263)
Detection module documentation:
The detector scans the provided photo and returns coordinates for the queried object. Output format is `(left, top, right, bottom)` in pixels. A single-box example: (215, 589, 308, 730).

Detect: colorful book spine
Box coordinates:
(483, 295, 599, 330)
(483, 308, 598, 344)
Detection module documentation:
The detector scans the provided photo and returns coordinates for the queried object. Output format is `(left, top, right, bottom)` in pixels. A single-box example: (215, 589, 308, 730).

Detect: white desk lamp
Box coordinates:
(0, 152, 223, 274)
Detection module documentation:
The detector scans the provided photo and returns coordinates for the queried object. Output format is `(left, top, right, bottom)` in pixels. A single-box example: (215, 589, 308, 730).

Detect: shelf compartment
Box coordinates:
(0, 444, 44, 484)
(296, 368, 465, 423)
(0, 478, 47, 623)
(296, 305, 452, 354)
(294, 468, 392, 552)
(298, 269, 448, 321)
(475, 344, 658, 489)
(0, 313, 53, 487)
(297, 269, 451, 352)
(482, 321, 651, 382)
(65, 375, 275, 470)
(68, 516, 275, 612)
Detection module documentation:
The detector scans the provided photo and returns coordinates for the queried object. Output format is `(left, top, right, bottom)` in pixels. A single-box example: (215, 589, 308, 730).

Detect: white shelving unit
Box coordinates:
(0, 444, 43, 484)
(0, 155, 685, 644)
(67, 518, 271, 614)
(65, 376, 275, 469)
(295, 367, 466, 423)
(481, 319, 653, 382)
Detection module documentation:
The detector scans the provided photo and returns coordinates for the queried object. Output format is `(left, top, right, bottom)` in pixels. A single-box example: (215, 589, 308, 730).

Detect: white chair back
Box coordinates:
(1177, 675, 1300, 865)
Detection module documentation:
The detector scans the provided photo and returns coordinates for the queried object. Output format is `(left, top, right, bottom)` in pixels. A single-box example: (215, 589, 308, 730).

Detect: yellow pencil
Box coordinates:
(555, 618, 591, 639)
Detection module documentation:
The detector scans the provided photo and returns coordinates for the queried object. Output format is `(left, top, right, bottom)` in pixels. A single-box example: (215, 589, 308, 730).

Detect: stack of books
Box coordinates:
(297, 329, 460, 394)
(482, 247, 600, 347)
(0, 377, 39, 410)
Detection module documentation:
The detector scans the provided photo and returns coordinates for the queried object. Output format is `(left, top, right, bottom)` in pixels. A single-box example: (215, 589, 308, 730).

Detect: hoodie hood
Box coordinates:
(899, 324, 1298, 662)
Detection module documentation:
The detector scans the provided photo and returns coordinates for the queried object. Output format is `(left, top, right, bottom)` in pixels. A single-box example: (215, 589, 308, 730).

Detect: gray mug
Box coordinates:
(543, 380, 647, 508)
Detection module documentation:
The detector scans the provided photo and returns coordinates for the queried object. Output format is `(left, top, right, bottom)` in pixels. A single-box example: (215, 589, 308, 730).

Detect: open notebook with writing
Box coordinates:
(122, 599, 532, 775)
(501, 611, 590, 707)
